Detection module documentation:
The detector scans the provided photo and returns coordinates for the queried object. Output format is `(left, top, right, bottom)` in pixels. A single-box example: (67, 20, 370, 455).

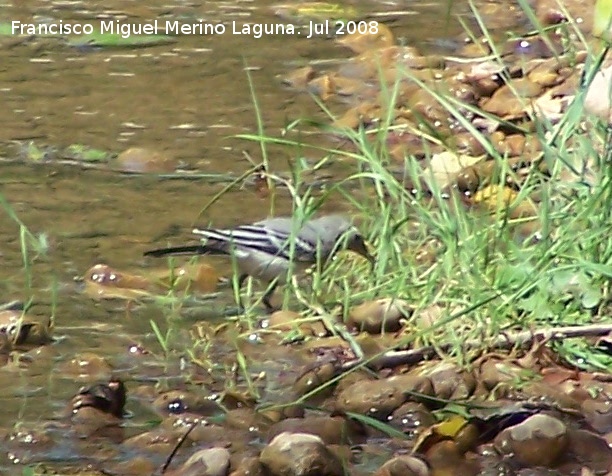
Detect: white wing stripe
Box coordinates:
(192, 224, 318, 257)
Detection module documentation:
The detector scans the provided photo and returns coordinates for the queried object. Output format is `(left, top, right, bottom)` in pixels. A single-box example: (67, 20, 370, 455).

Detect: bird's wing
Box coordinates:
(193, 219, 318, 261)
(257, 218, 320, 260)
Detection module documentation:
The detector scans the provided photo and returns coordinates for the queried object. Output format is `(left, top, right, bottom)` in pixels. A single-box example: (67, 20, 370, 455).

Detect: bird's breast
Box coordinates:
(235, 249, 309, 284)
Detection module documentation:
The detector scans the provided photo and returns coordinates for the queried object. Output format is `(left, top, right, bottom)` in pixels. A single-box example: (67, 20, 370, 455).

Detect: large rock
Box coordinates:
(260, 432, 344, 476)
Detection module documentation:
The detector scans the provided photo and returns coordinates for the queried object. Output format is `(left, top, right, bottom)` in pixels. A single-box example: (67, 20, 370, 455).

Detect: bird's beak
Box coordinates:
(349, 235, 375, 270)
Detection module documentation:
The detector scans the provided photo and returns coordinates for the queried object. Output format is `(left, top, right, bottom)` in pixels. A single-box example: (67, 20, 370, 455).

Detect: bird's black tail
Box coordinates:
(143, 245, 228, 258)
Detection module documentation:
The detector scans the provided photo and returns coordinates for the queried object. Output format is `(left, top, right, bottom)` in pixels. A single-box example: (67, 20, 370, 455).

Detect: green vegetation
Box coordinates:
(206, 5, 612, 377)
(0, 0, 610, 423)
(1, 1, 612, 473)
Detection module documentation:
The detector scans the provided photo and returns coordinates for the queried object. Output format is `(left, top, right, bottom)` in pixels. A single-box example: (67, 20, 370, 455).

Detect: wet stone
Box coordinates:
(535, 0, 593, 32)
(69, 378, 126, 419)
(259, 403, 305, 422)
(482, 86, 529, 119)
(266, 310, 327, 337)
(293, 361, 338, 398)
(373, 455, 430, 476)
(229, 456, 267, 476)
(191, 425, 249, 449)
(280, 66, 317, 90)
(84, 263, 159, 299)
(334, 370, 374, 395)
(565, 429, 612, 473)
(123, 427, 183, 454)
(419, 362, 476, 400)
(387, 402, 436, 439)
(335, 374, 433, 419)
(347, 298, 411, 333)
(114, 147, 178, 173)
(479, 357, 526, 391)
(0, 309, 51, 346)
(259, 432, 344, 476)
(167, 263, 219, 294)
(169, 447, 230, 476)
(493, 413, 568, 467)
(152, 390, 222, 417)
(306, 74, 337, 100)
(225, 408, 270, 433)
(501, 134, 526, 156)
(335, 23, 395, 54)
(582, 399, 612, 433)
(59, 352, 113, 381)
(527, 62, 563, 87)
(425, 440, 481, 475)
(109, 456, 156, 476)
(266, 415, 366, 445)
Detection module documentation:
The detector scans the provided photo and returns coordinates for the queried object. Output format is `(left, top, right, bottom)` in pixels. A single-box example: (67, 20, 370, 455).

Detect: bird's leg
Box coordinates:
(262, 282, 279, 313)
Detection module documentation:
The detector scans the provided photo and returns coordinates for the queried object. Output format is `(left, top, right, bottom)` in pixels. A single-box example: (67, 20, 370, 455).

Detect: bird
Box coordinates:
(144, 214, 374, 311)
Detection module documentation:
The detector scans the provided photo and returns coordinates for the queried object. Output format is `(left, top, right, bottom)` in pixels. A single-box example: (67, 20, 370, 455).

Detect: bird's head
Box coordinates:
(312, 215, 375, 266)
(343, 229, 375, 266)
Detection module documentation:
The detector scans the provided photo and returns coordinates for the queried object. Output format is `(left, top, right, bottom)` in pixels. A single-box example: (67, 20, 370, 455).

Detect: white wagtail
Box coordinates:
(144, 215, 373, 311)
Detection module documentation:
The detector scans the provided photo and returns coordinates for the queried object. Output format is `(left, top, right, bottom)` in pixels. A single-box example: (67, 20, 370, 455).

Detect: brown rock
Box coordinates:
(347, 298, 411, 333)
(336, 374, 433, 419)
(566, 429, 612, 473)
(535, 0, 593, 32)
(229, 456, 266, 476)
(84, 263, 160, 299)
(494, 413, 568, 467)
(582, 399, 612, 433)
(225, 408, 271, 433)
(153, 390, 221, 417)
(336, 23, 394, 54)
(374, 455, 430, 476)
(260, 432, 344, 476)
(69, 378, 126, 419)
(420, 362, 475, 400)
(0, 309, 50, 347)
(168, 447, 230, 476)
(124, 427, 182, 454)
(115, 147, 177, 173)
(387, 402, 436, 437)
(266, 310, 326, 337)
(502, 134, 526, 157)
(280, 66, 317, 90)
(479, 357, 526, 391)
(425, 440, 480, 475)
(167, 263, 219, 294)
(267, 415, 366, 445)
(60, 352, 113, 381)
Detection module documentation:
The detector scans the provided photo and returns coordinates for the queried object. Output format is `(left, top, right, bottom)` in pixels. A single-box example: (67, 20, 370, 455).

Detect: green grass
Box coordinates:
(195, 0, 612, 382)
(0, 192, 50, 322)
(1, 0, 609, 409)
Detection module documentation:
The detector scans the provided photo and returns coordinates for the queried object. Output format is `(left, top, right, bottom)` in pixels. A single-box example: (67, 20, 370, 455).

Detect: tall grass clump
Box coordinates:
(227, 1, 612, 372)
(0, 192, 51, 337)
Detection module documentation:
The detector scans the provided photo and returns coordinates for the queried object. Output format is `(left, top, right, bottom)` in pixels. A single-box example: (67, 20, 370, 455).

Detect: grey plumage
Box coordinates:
(144, 215, 373, 311)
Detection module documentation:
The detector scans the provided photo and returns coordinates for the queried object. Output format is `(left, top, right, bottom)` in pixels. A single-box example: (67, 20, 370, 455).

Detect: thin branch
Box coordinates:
(342, 323, 612, 371)
(160, 421, 197, 474)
